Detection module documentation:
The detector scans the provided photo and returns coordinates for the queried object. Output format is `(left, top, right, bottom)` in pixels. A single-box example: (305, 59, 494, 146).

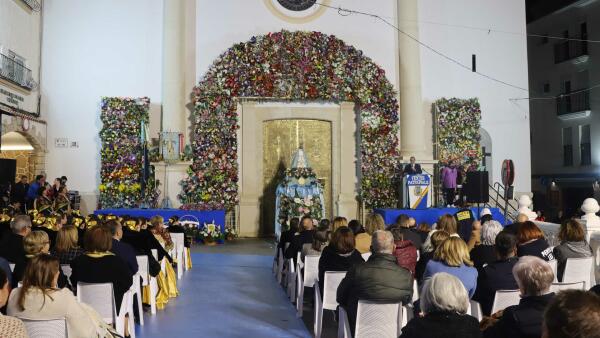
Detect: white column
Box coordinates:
(397, 0, 426, 159)
(162, 0, 186, 134)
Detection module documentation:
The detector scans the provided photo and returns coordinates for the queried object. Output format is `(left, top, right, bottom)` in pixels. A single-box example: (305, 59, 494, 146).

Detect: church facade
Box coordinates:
(32, 0, 530, 234)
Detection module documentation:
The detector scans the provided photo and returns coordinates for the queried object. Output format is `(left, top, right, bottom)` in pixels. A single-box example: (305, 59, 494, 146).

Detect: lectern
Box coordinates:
(402, 174, 433, 209)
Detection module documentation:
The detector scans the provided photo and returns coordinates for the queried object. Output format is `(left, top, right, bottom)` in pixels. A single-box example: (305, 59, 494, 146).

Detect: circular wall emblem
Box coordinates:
(264, 0, 329, 23)
(276, 0, 316, 11)
(501, 159, 515, 186)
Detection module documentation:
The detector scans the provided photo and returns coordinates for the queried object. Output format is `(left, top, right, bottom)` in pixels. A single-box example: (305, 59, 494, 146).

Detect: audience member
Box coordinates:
(423, 214, 459, 252)
(285, 216, 315, 260)
(11, 175, 28, 213)
(553, 219, 592, 281)
(7, 254, 111, 337)
(416, 222, 430, 243)
(106, 220, 139, 276)
(143, 217, 173, 263)
(400, 273, 481, 338)
(390, 226, 417, 276)
(470, 220, 503, 272)
(347, 219, 364, 236)
(278, 217, 299, 252)
(503, 213, 528, 234)
(0, 256, 12, 286)
(31, 214, 59, 248)
(301, 225, 328, 259)
(318, 218, 331, 231)
(542, 290, 600, 338)
(0, 267, 27, 338)
(483, 256, 555, 338)
(167, 216, 185, 233)
(354, 213, 385, 254)
(12, 230, 69, 289)
(479, 208, 493, 225)
(416, 230, 450, 285)
(454, 206, 475, 242)
(337, 230, 412, 334)
(53, 225, 84, 265)
(25, 175, 44, 209)
(70, 226, 133, 311)
(331, 216, 347, 232)
(517, 221, 554, 261)
(423, 237, 478, 297)
(0, 215, 30, 264)
(318, 226, 364, 292)
(394, 214, 423, 250)
(149, 216, 174, 252)
(473, 231, 519, 315)
(121, 218, 162, 277)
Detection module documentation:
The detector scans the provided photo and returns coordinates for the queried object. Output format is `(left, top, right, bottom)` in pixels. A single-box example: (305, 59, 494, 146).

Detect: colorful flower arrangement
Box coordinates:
(99, 97, 152, 208)
(224, 225, 237, 240)
(434, 98, 482, 170)
(199, 222, 224, 243)
(279, 193, 323, 221)
(179, 30, 400, 209)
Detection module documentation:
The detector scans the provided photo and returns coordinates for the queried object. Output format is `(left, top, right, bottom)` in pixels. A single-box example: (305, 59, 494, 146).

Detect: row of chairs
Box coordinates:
(12, 233, 191, 338)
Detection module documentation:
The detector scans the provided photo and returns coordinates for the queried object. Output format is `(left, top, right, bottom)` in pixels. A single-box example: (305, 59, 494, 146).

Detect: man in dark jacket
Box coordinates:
(337, 230, 413, 334)
(394, 216, 423, 251)
(284, 216, 315, 261)
(0, 215, 31, 264)
(474, 231, 519, 315)
(11, 176, 28, 212)
(107, 220, 139, 276)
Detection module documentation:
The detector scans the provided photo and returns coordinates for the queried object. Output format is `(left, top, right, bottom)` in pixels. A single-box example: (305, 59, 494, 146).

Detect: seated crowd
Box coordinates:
(277, 208, 600, 338)
(0, 209, 188, 338)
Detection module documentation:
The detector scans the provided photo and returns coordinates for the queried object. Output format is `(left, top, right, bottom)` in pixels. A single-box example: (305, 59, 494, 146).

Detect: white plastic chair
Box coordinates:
(361, 252, 371, 261)
(563, 257, 595, 289)
(411, 280, 419, 303)
(314, 271, 346, 338)
(296, 254, 320, 316)
(339, 301, 407, 338)
(76, 282, 135, 337)
(490, 290, 521, 314)
(21, 318, 67, 338)
(60, 265, 72, 280)
(550, 281, 586, 293)
(548, 259, 558, 282)
(469, 300, 483, 322)
(150, 249, 166, 273)
(276, 248, 284, 284)
(136, 255, 158, 315)
(130, 272, 144, 325)
(287, 258, 296, 301)
(171, 233, 185, 279)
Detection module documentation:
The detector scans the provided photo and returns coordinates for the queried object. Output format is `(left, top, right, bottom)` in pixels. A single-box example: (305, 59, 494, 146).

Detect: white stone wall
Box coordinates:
(0, 0, 42, 115)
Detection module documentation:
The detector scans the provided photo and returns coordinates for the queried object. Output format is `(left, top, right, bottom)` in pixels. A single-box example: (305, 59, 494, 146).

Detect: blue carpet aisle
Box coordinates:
(136, 249, 312, 338)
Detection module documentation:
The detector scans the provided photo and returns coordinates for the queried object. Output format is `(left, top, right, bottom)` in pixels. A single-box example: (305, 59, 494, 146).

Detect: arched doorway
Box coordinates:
(0, 131, 36, 181)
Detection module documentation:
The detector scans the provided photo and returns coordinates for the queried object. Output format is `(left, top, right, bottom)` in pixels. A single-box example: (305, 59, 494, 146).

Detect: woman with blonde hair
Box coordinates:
(355, 213, 385, 253)
(331, 216, 348, 232)
(149, 215, 174, 251)
(7, 254, 113, 337)
(422, 214, 460, 252)
(53, 225, 84, 264)
(12, 231, 69, 289)
(423, 237, 478, 297)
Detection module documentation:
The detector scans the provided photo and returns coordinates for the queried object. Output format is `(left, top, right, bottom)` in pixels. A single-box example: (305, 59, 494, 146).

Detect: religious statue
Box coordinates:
(274, 148, 325, 239)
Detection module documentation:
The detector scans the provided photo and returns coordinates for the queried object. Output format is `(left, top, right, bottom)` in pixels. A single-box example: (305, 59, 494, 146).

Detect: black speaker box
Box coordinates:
(465, 171, 489, 203)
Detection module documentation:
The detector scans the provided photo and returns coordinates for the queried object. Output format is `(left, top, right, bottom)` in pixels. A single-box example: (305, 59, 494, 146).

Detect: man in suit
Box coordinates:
(11, 176, 28, 213)
(0, 215, 31, 264)
(106, 219, 139, 276)
(403, 156, 422, 175)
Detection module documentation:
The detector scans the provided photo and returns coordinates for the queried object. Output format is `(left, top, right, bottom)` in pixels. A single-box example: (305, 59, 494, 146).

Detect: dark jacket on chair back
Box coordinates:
(284, 229, 315, 261)
(473, 256, 519, 315)
(337, 253, 413, 334)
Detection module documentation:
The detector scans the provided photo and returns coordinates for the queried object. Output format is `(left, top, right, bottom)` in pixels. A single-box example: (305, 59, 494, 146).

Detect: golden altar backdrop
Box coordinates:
(262, 119, 332, 225)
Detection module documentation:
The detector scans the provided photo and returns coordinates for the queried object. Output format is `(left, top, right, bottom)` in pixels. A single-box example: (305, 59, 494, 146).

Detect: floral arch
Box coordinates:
(180, 30, 400, 210)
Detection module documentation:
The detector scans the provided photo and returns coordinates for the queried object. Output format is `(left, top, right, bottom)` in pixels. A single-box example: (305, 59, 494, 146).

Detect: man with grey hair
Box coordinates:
(337, 230, 413, 334)
(483, 255, 555, 338)
(470, 220, 504, 271)
(0, 215, 31, 264)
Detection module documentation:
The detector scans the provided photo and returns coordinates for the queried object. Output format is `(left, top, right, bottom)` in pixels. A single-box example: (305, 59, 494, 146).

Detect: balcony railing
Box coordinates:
(556, 90, 590, 116)
(554, 39, 588, 64)
(19, 0, 41, 11)
(0, 53, 34, 90)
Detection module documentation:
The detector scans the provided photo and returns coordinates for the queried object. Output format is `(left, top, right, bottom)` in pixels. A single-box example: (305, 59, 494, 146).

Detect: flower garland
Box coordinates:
(99, 97, 150, 208)
(434, 98, 482, 170)
(179, 30, 400, 209)
(279, 193, 323, 221)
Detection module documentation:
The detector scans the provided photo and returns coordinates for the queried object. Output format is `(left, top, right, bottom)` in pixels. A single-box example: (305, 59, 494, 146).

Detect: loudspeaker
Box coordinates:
(0, 159, 16, 186)
(465, 171, 489, 203)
